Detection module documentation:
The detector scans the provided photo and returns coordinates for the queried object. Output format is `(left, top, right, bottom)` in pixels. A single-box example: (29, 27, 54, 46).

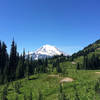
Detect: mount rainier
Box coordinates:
(27, 44, 65, 60)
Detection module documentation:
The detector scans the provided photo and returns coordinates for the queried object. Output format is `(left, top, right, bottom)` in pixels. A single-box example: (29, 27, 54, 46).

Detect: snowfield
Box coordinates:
(27, 44, 65, 60)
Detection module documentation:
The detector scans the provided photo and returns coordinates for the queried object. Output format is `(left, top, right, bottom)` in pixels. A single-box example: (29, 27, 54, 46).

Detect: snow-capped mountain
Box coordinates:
(27, 44, 65, 60)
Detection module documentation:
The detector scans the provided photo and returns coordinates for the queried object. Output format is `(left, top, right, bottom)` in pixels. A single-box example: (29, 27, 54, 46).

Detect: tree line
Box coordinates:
(0, 40, 66, 84)
(70, 39, 100, 61)
(77, 54, 100, 70)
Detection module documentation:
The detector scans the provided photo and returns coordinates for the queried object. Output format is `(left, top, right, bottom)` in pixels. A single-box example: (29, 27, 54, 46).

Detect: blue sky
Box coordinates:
(0, 0, 100, 54)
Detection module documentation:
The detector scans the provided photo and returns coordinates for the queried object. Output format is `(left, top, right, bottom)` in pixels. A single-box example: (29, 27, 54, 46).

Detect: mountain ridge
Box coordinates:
(27, 44, 66, 60)
(71, 39, 100, 59)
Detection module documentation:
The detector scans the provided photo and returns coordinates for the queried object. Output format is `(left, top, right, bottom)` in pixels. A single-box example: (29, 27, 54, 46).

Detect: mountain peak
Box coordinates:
(41, 44, 57, 50)
(43, 44, 52, 47)
(35, 44, 62, 56)
(28, 44, 66, 60)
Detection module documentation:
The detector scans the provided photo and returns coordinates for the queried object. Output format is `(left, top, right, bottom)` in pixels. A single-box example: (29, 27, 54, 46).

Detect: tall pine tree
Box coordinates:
(9, 39, 18, 81)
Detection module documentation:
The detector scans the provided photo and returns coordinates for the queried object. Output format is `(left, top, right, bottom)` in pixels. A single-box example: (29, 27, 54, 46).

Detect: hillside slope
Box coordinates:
(72, 39, 100, 59)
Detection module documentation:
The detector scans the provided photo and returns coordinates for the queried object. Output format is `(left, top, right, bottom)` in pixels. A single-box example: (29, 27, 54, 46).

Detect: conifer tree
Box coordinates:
(0, 42, 9, 83)
(0, 41, 2, 71)
(24, 53, 29, 80)
(16, 58, 23, 79)
(76, 63, 80, 70)
(1, 42, 8, 74)
(3, 65, 8, 84)
(56, 63, 62, 73)
(29, 57, 34, 75)
(22, 49, 26, 77)
(9, 39, 18, 81)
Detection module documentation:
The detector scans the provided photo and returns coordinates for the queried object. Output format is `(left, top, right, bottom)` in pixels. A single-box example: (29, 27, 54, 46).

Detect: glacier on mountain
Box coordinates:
(27, 44, 66, 60)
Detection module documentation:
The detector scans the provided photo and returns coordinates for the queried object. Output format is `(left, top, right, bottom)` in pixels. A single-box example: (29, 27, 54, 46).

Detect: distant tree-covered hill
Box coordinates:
(71, 39, 100, 59)
(69, 39, 100, 70)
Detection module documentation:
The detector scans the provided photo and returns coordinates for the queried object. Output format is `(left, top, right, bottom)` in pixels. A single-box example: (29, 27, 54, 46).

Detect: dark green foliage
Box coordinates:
(56, 64, 62, 73)
(29, 91, 32, 100)
(8, 39, 18, 81)
(73, 84, 80, 100)
(22, 49, 26, 77)
(16, 57, 23, 79)
(15, 95, 18, 100)
(0, 42, 9, 84)
(0, 41, 2, 69)
(70, 39, 100, 60)
(61, 93, 67, 100)
(76, 63, 80, 70)
(0, 39, 66, 85)
(0, 39, 100, 100)
(38, 91, 43, 100)
(16, 50, 26, 79)
(23, 94, 27, 100)
(95, 79, 100, 93)
(29, 57, 34, 75)
(51, 54, 67, 62)
(75, 92, 80, 100)
(24, 58, 29, 80)
(82, 54, 100, 70)
(1, 42, 8, 74)
(95, 82, 99, 92)
(14, 82, 21, 94)
(3, 86, 8, 96)
(58, 84, 67, 100)
(53, 59, 62, 73)
(1, 86, 8, 100)
(1, 94, 8, 100)
(60, 84, 63, 93)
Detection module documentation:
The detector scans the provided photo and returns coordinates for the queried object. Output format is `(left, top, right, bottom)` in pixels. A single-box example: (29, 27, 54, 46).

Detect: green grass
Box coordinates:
(0, 69, 100, 100)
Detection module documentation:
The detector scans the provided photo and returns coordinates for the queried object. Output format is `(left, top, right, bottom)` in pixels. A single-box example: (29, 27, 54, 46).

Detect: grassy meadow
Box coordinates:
(0, 65, 100, 100)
